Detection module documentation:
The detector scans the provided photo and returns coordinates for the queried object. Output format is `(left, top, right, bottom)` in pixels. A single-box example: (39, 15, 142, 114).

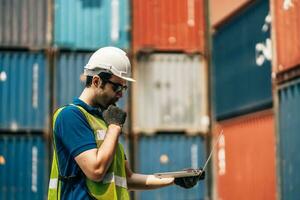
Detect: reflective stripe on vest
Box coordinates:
(102, 173, 127, 189)
(49, 172, 127, 190)
(49, 178, 58, 189)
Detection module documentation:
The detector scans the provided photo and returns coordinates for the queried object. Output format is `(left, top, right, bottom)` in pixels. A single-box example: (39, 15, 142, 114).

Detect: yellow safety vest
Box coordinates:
(48, 105, 130, 200)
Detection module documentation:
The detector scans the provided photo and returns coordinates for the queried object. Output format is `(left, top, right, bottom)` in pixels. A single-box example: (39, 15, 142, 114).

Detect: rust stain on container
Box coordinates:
(133, 0, 205, 53)
(272, 0, 300, 72)
(214, 111, 276, 200)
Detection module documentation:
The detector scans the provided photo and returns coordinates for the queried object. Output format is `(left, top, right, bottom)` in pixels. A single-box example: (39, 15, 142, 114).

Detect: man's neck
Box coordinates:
(79, 88, 106, 110)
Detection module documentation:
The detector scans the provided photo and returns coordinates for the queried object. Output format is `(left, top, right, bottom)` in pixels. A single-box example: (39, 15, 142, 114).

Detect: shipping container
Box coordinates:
(212, 0, 272, 120)
(271, 0, 300, 73)
(0, 135, 49, 200)
(210, 0, 252, 27)
(136, 134, 206, 200)
(0, 0, 49, 48)
(133, 53, 209, 133)
(54, 51, 129, 109)
(54, 0, 130, 50)
(133, 0, 205, 53)
(0, 51, 49, 131)
(277, 78, 300, 200)
(214, 111, 276, 200)
(54, 52, 92, 108)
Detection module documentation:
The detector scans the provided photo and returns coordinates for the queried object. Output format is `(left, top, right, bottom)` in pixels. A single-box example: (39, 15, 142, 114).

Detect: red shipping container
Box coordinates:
(214, 111, 277, 200)
(133, 0, 205, 53)
(272, 0, 300, 72)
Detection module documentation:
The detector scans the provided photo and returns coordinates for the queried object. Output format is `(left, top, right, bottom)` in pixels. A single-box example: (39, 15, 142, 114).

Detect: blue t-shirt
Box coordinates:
(54, 98, 103, 200)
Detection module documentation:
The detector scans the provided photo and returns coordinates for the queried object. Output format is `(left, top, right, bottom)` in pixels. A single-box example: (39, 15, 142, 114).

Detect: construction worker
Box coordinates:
(48, 46, 205, 200)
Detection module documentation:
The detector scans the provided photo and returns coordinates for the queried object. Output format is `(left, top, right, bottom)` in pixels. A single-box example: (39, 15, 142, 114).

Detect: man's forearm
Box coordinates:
(127, 173, 174, 190)
(95, 125, 121, 177)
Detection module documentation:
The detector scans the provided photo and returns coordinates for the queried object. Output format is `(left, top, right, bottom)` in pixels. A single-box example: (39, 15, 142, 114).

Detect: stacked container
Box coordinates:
(53, 0, 131, 109)
(54, 0, 130, 51)
(271, 0, 300, 199)
(211, 0, 277, 199)
(0, 0, 50, 199)
(132, 0, 209, 199)
(52, 0, 131, 184)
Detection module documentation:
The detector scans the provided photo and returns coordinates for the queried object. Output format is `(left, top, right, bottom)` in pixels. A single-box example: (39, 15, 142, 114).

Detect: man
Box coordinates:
(48, 47, 205, 200)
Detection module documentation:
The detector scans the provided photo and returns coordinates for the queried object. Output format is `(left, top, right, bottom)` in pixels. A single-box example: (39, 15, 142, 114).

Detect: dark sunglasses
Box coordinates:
(106, 79, 128, 93)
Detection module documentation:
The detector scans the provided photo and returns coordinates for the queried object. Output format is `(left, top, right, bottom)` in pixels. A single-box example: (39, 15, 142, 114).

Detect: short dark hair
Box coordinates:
(85, 72, 113, 88)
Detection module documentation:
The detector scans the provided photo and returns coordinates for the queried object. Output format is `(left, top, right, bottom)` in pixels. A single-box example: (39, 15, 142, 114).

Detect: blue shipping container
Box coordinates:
(0, 135, 48, 200)
(54, 0, 130, 50)
(55, 52, 91, 107)
(0, 51, 49, 131)
(54, 51, 129, 110)
(137, 134, 206, 200)
(212, 0, 272, 120)
(278, 78, 300, 200)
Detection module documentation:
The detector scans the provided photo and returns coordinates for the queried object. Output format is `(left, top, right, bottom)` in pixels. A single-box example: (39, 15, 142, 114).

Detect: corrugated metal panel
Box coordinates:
(137, 134, 206, 200)
(210, 0, 251, 27)
(0, 0, 49, 48)
(215, 111, 276, 200)
(271, 0, 300, 72)
(133, 0, 205, 53)
(0, 135, 48, 200)
(212, 0, 272, 120)
(0, 51, 49, 131)
(54, 52, 91, 107)
(133, 53, 208, 133)
(54, 0, 130, 50)
(54, 52, 129, 110)
(277, 78, 300, 200)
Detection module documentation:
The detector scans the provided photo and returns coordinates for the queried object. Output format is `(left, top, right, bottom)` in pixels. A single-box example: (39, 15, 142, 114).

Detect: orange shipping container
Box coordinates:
(210, 0, 252, 27)
(214, 111, 277, 200)
(133, 0, 205, 53)
(272, 0, 300, 72)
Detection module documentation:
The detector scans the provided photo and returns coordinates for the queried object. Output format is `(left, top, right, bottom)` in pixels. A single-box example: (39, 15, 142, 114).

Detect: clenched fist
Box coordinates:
(103, 105, 127, 127)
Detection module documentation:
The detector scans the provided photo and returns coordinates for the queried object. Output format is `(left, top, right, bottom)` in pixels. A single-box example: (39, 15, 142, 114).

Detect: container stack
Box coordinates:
(271, 0, 300, 199)
(132, 0, 209, 199)
(0, 0, 50, 199)
(52, 0, 130, 108)
(211, 0, 277, 199)
(51, 0, 131, 151)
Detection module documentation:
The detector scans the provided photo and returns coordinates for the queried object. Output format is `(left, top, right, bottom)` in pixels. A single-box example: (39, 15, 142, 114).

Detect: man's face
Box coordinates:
(95, 75, 127, 108)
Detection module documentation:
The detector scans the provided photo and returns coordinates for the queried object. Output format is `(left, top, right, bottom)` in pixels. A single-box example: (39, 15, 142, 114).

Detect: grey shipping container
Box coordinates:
(0, 51, 49, 131)
(212, 0, 272, 120)
(277, 78, 300, 200)
(0, 0, 49, 48)
(133, 53, 209, 133)
(0, 135, 49, 200)
(136, 134, 206, 200)
(54, 0, 130, 50)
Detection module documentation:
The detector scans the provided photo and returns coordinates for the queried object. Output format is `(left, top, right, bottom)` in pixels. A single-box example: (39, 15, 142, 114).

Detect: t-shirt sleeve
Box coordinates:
(54, 106, 97, 158)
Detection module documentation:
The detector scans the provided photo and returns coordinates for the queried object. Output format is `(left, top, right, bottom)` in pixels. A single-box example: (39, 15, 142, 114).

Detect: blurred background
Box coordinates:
(0, 0, 299, 199)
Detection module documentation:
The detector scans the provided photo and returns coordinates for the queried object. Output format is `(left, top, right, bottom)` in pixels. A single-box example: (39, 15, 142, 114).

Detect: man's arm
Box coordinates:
(75, 105, 127, 182)
(125, 161, 174, 190)
(75, 124, 121, 182)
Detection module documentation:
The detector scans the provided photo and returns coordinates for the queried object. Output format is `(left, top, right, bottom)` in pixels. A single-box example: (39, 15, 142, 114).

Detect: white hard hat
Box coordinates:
(84, 46, 135, 82)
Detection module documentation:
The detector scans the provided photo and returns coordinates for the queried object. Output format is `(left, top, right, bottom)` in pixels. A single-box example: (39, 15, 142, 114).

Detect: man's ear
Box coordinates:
(92, 75, 102, 88)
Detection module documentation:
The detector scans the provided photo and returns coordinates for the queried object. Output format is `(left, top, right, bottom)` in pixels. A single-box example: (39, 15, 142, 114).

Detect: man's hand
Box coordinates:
(174, 170, 205, 189)
(103, 105, 127, 127)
